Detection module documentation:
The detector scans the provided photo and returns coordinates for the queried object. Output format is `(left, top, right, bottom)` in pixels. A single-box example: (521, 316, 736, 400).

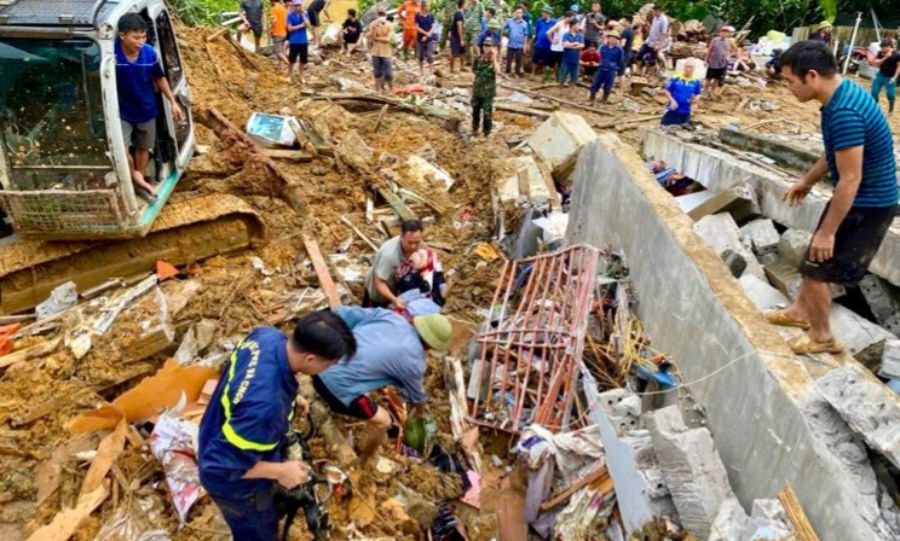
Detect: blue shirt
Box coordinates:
(287, 11, 309, 45)
(534, 17, 556, 49)
(821, 79, 899, 207)
(504, 18, 529, 49)
(562, 32, 584, 61)
(198, 327, 297, 495)
(478, 26, 502, 48)
(599, 43, 624, 71)
(665, 73, 702, 114)
(416, 12, 436, 41)
(318, 307, 427, 406)
(115, 41, 165, 124)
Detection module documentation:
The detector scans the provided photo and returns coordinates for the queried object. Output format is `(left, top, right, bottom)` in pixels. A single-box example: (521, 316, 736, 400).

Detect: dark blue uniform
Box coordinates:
(591, 43, 624, 96)
(198, 327, 297, 541)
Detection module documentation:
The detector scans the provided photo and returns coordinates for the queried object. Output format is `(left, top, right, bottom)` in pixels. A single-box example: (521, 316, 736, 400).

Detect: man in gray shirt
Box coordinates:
(364, 219, 425, 310)
(583, 2, 605, 49)
(636, 4, 668, 76)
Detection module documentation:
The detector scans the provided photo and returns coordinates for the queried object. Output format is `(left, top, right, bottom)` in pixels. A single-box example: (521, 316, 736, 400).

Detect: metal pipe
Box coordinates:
(842, 12, 863, 75)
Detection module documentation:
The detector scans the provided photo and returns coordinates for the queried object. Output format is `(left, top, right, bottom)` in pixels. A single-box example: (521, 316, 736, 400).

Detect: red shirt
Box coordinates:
(580, 49, 601, 63)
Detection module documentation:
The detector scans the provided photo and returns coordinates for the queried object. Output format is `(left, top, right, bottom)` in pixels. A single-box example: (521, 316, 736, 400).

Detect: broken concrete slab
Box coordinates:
(719, 125, 819, 173)
(527, 111, 597, 185)
(882, 340, 900, 380)
(738, 272, 896, 364)
(777, 229, 811, 268)
(859, 275, 900, 336)
(816, 363, 900, 469)
(405, 155, 454, 191)
(646, 406, 735, 538)
(585, 388, 678, 536)
(685, 185, 758, 222)
(763, 258, 845, 301)
(494, 156, 552, 206)
(568, 132, 898, 540)
(740, 218, 780, 256)
(709, 497, 750, 541)
(642, 128, 900, 287)
(694, 213, 766, 281)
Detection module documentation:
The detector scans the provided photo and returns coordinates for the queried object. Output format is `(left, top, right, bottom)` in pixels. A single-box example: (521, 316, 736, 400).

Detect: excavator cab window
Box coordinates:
(0, 38, 109, 191)
(155, 11, 183, 85)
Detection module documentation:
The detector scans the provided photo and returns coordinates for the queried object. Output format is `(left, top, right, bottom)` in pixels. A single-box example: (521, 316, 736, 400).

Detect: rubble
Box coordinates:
(646, 406, 735, 538)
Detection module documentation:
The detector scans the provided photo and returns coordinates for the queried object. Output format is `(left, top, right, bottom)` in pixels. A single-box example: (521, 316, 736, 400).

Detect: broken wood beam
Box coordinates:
(593, 113, 660, 130)
(377, 187, 417, 221)
(540, 466, 612, 511)
(206, 27, 230, 42)
(264, 149, 314, 162)
(0, 337, 61, 370)
(302, 236, 342, 308)
(778, 483, 820, 541)
(498, 83, 607, 116)
(339, 216, 379, 252)
(373, 103, 390, 132)
(495, 103, 552, 118)
(222, 32, 260, 70)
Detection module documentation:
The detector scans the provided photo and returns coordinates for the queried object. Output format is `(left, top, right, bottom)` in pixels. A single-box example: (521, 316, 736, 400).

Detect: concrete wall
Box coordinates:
(641, 129, 900, 287)
(567, 134, 895, 540)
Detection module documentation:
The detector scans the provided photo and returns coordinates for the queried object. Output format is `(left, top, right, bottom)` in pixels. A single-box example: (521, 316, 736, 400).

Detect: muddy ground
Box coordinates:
(0, 21, 896, 541)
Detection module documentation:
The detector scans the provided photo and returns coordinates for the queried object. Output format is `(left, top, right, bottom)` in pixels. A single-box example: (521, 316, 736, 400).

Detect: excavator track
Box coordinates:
(0, 193, 266, 314)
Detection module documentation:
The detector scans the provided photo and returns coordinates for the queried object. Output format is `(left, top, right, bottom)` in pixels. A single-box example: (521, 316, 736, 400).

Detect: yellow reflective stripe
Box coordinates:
(222, 419, 279, 451)
(217, 339, 294, 452)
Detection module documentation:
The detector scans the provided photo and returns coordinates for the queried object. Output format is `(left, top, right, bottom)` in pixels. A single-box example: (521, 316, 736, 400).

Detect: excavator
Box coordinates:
(0, 0, 265, 314)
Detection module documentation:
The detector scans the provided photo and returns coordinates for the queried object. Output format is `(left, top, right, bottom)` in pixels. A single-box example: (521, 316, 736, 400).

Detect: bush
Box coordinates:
(170, 0, 241, 26)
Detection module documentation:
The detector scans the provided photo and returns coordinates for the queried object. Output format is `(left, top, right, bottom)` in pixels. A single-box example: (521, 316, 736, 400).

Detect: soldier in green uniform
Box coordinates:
(472, 37, 498, 136)
(463, 0, 485, 65)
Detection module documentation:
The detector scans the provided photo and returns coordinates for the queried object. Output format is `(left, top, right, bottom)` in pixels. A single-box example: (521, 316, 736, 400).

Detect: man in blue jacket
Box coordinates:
(198, 310, 357, 541)
(661, 59, 702, 125)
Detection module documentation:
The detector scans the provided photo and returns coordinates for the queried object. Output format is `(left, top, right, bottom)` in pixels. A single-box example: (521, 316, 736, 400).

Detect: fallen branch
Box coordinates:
(495, 103, 551, 118)
(206, 27, 230, 42)
(373, 103, 390, 131)
(305, 91, 464, 126)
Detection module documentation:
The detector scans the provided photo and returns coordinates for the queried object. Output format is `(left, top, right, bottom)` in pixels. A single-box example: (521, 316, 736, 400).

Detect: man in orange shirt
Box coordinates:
(399, 0, 420, 59)
(270, 0, 288, 64)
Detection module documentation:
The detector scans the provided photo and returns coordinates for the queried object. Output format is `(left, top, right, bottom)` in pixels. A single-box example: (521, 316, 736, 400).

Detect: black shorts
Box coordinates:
(307, 0, 324, 26)
(798, 203, 896, 286)
(288, 43, 308, 64)
(637, 42, 657, 65)
(312, 375, 379, 420)
(706, 67, 726, 83)
(344, 33, 360, 44)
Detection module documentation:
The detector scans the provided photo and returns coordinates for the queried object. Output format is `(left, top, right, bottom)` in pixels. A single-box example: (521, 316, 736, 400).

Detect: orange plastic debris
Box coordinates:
(394, 84, 426, 96)
(0, 339, 12, 356)
(156, 260, 180, 281)
(0, 323, 21, 357)
(0, 322, 22, 337)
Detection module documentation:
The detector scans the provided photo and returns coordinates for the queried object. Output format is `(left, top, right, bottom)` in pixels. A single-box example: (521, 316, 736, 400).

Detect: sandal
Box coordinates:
(764, 309, 811, 330)
(787, 334, 844, 355)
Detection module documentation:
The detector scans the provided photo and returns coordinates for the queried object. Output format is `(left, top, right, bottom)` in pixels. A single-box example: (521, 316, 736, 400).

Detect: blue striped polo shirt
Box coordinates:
(821, 78, 899, 208)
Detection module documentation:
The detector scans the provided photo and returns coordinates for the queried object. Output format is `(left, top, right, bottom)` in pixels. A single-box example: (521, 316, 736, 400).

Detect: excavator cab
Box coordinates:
(0, 0, 194, 240)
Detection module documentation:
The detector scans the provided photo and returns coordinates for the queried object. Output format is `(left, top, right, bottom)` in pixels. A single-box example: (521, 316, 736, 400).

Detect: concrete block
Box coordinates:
(527, 111, 597, 185)
(742, 499, 794, 540)
(882, 340, 900, 379)
(647, 406, 735, 538)
(694, 213, 766, 281)
(777, 228, 812, 268)
(686, 186, 758, 222)
(739, 274, 789, 311)
(719, 125, 819, 172)
(709, 497, 750, 541)
(763, 258, 845, 301)
(860, 275, 900, 335)
(587, 388, 678, 536)
(493, 156, 552, 206)
(816, 364, 900, 470)
(741, 218, 780, 256)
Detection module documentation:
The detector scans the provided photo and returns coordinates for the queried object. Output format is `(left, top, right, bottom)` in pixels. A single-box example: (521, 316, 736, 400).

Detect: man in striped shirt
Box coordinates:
(766, 40, 898, 355)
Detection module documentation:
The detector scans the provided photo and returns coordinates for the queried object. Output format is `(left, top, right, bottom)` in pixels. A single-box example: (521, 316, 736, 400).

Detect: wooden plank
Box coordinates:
(302, 236, 342, 308)
(263, 149, 314, 162)
(495, 103, 552, 118)
(498, 83, 607, 116)
(778, 483, 820, 541)
(339, 216, 379, 252)
(540, 466, 612, 511)
(377, 187, 417, 221)
(0, 337, 61, 370)
(592, 113, 660, 130)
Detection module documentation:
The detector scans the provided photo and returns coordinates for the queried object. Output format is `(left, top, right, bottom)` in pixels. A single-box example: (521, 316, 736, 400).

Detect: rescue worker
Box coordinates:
(313, 307, 452, 458)
(198, 310, 357, 541)
(472, 37, 499, 137)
